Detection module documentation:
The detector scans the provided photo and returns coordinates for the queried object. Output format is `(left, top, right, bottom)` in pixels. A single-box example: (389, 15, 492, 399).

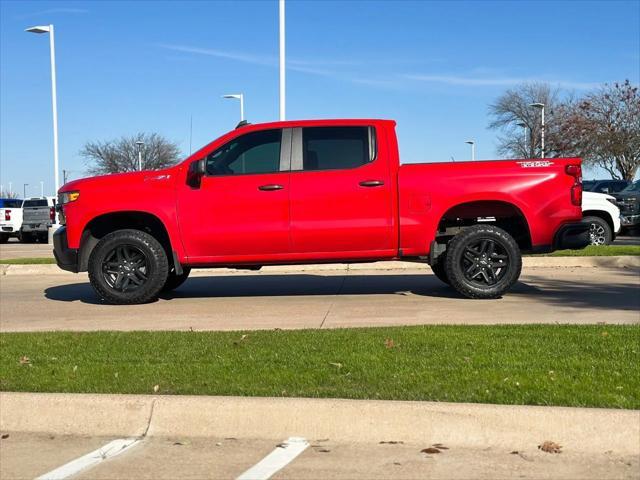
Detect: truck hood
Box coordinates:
(59, 168, 176, 194)
(582, 191, 615, 202)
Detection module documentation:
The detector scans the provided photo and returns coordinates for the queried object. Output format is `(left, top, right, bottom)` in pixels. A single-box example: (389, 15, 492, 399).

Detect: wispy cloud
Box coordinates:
(156, 43, 390, 85)
(156, 44, 274, 66)
(156, 44, 601, 92)
(15, 8, 89, 19)
(404, 73, 599, 90)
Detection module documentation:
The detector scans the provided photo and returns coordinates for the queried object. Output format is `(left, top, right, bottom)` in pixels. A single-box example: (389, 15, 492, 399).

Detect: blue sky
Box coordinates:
(1, 0, 639, 197)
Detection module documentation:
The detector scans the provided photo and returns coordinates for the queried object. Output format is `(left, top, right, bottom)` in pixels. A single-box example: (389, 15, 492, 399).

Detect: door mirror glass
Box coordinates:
(186, 159, 206, 188)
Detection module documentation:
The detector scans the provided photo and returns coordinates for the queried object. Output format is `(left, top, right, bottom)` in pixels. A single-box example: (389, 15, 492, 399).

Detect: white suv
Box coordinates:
(582, 191, 621, 245)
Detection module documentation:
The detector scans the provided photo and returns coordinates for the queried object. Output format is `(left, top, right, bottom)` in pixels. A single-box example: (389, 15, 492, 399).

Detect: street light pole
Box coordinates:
(465, 140, 476, 161)
(516, 122, 528, 157)
(222, 94, 245, 121)
(529, 103, 545, 158)
(26, 25, 59, 193)
(279, 0, 286, 120)
(136, 141, 145, 171)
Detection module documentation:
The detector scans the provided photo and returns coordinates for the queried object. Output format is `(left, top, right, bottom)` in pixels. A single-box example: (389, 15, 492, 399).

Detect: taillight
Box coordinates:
(566, 164, 582, 206)
(50, 207, 55, 222)
(4, 210, 10, 221)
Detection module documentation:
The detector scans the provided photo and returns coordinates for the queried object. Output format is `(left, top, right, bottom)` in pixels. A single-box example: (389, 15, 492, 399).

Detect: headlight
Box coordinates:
(58, 191, 80, 205)
(606, 197, 617, 207)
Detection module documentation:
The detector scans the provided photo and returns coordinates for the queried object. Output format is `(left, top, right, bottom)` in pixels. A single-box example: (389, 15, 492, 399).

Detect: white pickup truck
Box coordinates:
(21, 196, 57, 243)
(582, 191, 621, 245)
(0, 198, 24, 243)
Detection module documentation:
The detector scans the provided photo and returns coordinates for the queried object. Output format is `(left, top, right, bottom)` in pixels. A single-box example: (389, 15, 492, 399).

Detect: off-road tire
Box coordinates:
(444, 225, 522, 299)
(0, 234, 9, 244)
(88, 229, 169, 305)
(583, 216, 612, 246)
(20, 232, 35, 243)
(430, 250, 450, 284)
(161, 266, 192, 292)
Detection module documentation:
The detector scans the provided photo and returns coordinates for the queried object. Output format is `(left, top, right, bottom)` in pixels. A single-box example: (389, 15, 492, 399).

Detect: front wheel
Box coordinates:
(584, 216, 612, 246)
(444, 225, 522, 299)
(88, 229, 169, 305)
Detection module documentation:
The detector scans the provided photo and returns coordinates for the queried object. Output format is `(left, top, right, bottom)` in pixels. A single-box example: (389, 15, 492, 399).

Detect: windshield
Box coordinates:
(582, 181, 596, 191)
(621, 181, 640, 193)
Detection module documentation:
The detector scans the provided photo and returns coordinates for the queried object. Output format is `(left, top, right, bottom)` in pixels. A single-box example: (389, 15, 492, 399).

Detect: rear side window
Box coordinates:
(302, 126, 374, 171)
(23, 200, 47, 207)
(206, 129, 281, 176)
(0, 199, 22, 208)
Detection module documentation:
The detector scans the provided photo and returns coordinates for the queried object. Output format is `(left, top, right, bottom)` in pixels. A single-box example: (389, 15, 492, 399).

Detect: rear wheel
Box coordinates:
(0, 234, 8, 244)
(162, 267, 191, 292)
(20, 232, 34, 243)
(444, 225, 521, 299)
(584, 216, 612, 246)
(88, 229, 169, 305)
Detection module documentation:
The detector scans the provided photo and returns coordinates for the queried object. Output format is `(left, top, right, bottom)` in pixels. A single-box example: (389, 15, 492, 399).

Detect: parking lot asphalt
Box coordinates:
(3, 433, 636, 480)
(0, 240, 53, 260)
(1, 266, 638, 332)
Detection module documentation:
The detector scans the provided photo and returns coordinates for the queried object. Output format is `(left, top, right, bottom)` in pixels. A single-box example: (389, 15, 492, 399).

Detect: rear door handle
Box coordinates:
(258, 184, 284, 191)
(359, 180, 384, 187)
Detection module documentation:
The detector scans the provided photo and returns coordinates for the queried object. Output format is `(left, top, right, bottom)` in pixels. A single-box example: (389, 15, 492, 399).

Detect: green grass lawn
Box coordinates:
(544, 245, 640, 256)
(0, 257, 56, 264)
(1, 325, 638, 409)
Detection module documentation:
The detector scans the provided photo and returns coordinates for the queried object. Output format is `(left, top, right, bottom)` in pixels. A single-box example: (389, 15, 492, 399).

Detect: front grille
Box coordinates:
(618, 200, 639, 215)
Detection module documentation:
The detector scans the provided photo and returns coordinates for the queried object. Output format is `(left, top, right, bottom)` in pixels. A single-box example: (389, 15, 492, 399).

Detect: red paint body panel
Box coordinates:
(398, 159, 583, 255)
(59, 119, 583, 268)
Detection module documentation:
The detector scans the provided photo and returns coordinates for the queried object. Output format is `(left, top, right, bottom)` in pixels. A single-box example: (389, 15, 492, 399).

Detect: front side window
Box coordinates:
(301, 126, 373, 171)
(206, 129, 282, 176)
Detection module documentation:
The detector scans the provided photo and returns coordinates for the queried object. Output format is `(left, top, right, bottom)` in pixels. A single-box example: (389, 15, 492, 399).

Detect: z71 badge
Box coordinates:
(517, 160, 554, 168)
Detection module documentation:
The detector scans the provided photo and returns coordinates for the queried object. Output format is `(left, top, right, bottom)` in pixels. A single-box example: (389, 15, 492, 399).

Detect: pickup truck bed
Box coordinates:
(54, 118, 589, 304)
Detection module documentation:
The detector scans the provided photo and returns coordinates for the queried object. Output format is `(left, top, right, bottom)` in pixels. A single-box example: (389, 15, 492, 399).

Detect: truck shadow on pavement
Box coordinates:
(43, 270, 640, 313)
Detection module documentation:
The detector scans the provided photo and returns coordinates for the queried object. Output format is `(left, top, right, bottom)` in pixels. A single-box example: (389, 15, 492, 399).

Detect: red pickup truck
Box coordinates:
(54, 119, 589, 304)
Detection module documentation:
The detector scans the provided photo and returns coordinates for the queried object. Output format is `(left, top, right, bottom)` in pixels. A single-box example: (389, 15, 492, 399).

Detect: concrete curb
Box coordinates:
(1, 256, 639, 276)
(1, 392, 638, 455)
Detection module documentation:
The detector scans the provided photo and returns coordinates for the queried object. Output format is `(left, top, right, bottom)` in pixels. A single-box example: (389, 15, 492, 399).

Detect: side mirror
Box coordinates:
(602, 187, 610, 193)
(186, 159, 206, 189)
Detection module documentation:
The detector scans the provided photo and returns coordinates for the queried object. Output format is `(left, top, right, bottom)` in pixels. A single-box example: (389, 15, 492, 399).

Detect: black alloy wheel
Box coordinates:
(444, 224, 522, 299)
(460, 238, 509, 287)
(88, 229, 169, 304)
(101, 244, 149, 293)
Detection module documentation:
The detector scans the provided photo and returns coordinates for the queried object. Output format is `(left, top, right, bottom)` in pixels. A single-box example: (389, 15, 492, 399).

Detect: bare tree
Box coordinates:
(0, 190, 20, 199)
(557, 80, 640, 181)
(488, 82, 572, 158)
(81, 133, 181, 175)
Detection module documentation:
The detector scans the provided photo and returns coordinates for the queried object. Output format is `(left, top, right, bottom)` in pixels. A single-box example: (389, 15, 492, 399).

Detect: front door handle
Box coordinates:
(258, 184, 284, 191)
(359, 180, 384, 187)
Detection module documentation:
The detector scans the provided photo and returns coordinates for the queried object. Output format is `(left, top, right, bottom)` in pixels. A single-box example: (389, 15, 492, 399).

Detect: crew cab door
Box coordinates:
(177, 128, 291, 261)
(289, 125, 395, 258)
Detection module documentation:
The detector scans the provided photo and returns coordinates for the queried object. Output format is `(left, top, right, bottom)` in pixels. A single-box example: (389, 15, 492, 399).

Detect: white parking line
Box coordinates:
(236, 437, 309, 480)
(35, 438, 140, 480)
